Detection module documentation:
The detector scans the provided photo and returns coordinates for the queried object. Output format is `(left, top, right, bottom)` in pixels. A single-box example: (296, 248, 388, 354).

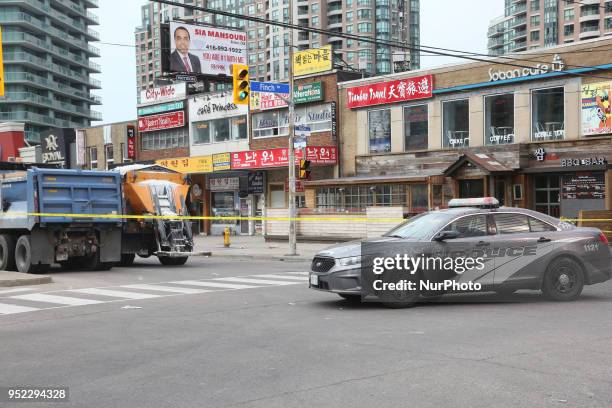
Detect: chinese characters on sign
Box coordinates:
(156, 155, 213, 173)
(230, 146, 338, 169)
(209, 177, 240, 192)
(126, 125, 136, 160)
(346, 74, 434, 109)
(292, 45, 333, 77)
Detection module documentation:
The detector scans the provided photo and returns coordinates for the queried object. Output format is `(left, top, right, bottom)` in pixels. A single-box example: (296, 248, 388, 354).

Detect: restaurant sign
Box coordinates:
(346, 74, 433, 109)
(489, 54, 565, 82)
(231, 146, 337, 169)
(138, 111, 185, 132)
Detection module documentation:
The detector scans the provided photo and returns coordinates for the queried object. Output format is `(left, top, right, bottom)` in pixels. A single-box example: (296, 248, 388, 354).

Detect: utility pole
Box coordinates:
(286, 0, 297, 256)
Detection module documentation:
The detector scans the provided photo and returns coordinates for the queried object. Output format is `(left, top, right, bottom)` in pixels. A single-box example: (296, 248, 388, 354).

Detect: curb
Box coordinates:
(204, 253, 313, 262)
(0, 273, 52, 288)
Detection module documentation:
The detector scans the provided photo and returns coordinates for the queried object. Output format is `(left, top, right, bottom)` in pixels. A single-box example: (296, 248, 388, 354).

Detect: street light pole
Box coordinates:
(287, 0, 297, 256)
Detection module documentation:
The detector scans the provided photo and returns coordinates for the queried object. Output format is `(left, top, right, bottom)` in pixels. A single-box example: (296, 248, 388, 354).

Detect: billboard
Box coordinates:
(293, 45, 333, 77)
(581, 82, 612, 136)
(346, 74, 434, 109)
(167, 22, 247, 77)
(138, 111, 185, 133)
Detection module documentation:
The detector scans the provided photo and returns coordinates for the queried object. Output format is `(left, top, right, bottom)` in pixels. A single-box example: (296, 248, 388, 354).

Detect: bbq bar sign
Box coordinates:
(346, 74, 433, 109)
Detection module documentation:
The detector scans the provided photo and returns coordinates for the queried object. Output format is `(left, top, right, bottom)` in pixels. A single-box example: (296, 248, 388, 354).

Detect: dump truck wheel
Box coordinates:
(158, 256, 188, 266)
(119, 253, 135, 266)
(15, 235, 49, 274)
(0, 234, 17, 271)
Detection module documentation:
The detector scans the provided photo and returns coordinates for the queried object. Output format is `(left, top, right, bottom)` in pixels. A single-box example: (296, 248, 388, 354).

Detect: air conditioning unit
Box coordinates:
(7, 156, 16, 162)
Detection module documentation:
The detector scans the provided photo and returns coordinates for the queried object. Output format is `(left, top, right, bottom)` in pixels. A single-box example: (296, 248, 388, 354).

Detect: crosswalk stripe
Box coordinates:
(0, 287, 35, 295)
(0, 303, 40, 314)
(122, 284, 209, 294)
(253, 274, 308, 281)
(286, 272, 309, 276)
(170, 280, 258, 290)
(70, 288, 161, 300)
(12, 293, 102, 306)
(214, 277, 299, 286)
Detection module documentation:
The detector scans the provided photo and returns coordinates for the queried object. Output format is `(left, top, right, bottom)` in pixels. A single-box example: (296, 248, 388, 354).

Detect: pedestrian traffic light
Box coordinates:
(299, 159, 311, 180)
(232, 64, 250, 105)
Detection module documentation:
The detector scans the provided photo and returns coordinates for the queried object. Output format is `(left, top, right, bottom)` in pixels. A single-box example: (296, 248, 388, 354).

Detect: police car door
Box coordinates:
(490, 213, 554, 286)
(436, 213, 495, 287)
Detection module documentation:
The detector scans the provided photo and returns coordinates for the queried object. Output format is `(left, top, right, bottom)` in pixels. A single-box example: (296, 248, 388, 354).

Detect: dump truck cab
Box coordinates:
(114, 164, 197, 266)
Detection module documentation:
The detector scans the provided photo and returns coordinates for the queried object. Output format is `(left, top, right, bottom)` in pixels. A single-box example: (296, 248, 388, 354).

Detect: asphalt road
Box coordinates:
(1, 256, 612, 408)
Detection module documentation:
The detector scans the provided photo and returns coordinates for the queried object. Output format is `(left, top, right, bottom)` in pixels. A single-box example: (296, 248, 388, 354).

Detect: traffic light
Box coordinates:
(299, 159, 311, 180)
(232, 64, 250, 105)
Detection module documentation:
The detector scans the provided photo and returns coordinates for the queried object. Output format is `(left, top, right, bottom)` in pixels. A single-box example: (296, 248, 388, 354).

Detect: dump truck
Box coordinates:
(114, 164, 198, 266)
(0, 167, 123, 273)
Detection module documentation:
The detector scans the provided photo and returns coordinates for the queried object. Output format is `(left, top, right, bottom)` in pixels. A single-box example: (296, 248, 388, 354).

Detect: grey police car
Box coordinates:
(309, 197, 612, 305)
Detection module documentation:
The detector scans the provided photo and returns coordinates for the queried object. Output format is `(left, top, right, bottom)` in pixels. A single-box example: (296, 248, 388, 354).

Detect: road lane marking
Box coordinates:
(214, 277, 300, 286)
(253, 274, 308, 281)
(0, 288, 35, 295)
(122, 284, 209, 294)
(169, 280, 258, 290)
(12, 293, 103, 306)
(70, 288, 161, 300)
(286, 272, 309, 276)
(0, 303, 40, 314)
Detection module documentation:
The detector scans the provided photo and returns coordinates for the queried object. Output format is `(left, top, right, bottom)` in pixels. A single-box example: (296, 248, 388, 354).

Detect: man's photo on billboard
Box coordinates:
(170, 26, 201, 74)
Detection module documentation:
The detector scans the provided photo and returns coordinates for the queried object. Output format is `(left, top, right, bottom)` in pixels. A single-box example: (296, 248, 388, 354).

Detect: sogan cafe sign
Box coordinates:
(489, 54, 565, 82)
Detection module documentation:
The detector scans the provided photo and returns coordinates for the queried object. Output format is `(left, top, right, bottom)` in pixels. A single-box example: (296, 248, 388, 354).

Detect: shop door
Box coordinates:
(459, 179, 484, 198)
(495, 179, 506, 206)
(534, 175, 560, 217)
(239, 198, 250, 234)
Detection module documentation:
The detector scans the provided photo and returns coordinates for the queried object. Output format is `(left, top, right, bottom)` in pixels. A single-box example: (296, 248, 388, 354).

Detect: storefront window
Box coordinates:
(269, 184, 286, 208)
(193, 116, 247, 144)
(410, 184, 428, 213)
(442, 99, 469, 148)
(485, 93, 515, 145)
(403, 105, 428, 151)
(315, 184, 431, 212)
(252, 104, 332, 138)
(532, 87, 565, 141)
(368, 109, 391, 153)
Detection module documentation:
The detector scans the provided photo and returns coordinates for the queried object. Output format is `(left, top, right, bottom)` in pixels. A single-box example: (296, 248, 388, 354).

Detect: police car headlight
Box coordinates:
(338, 256, 361, 267)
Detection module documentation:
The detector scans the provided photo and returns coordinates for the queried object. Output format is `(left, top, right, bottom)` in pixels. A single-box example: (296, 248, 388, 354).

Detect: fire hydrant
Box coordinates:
(223, 227, 231, 248)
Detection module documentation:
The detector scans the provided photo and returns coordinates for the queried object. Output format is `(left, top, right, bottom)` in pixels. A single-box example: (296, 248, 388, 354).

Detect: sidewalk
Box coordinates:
(0, 271, 52, 288)
(193, 235, 337, 262)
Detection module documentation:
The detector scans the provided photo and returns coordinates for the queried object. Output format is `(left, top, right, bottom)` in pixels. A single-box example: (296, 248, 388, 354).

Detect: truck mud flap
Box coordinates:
(99, 227, 122, 263)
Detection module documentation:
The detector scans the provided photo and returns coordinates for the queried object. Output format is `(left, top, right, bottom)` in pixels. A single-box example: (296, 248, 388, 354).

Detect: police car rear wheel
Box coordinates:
(542, 257, 584, 301)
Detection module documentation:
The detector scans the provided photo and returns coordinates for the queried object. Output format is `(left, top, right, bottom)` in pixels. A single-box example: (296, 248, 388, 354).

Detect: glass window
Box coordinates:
(531, 15, 540, 26)
(368, 109, 391, 153)
(530, 30, 540, 41)
(269, 184, 286, 208)
(532, 87, 565, 141)
(410, 184, 429, 213)
(528, 217, 557, 232)
(403, 105, 428, 151)
(485, 93, 515, 145)
(443, 215, 488, 238)
(564, 24, 574, 36)
(442, 99, 469, 148)
(494, 213, 530, 234)
(564, 8, 574, 21)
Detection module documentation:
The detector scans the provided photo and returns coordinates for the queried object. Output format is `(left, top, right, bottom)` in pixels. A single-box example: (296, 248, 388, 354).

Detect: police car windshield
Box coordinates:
(384, 212, 454, 240)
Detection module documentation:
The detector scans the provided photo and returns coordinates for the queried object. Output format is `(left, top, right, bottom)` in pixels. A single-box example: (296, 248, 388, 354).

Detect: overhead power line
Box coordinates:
(149, 0, 612, 81)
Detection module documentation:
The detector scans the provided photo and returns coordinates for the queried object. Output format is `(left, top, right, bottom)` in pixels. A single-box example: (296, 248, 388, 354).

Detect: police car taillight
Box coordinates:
(599, 232, 609, 245)
(447, 197, 500, 209)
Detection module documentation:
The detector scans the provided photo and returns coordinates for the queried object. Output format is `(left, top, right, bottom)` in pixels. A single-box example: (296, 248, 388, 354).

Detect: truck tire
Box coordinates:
(15, 235, 49, 274)
(158, 256, 188, 266)
(119, 253, 135, 266)
(0, 234, 16, 271)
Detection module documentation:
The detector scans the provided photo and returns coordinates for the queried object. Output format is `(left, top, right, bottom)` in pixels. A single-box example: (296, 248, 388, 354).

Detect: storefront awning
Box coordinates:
(444, 152, 515, 176)
(305, 174, 430, 187)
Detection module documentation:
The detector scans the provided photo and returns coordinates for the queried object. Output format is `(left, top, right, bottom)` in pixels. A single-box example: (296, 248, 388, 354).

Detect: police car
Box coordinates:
(309, 197, 612, 306)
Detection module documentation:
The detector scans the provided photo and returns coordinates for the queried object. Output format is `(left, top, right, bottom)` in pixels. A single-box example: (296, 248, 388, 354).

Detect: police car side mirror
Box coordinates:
(433, 230, 460, 241)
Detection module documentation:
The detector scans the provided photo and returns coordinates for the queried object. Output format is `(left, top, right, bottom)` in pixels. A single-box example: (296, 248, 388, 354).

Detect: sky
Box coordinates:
(93, 0, 505, 125)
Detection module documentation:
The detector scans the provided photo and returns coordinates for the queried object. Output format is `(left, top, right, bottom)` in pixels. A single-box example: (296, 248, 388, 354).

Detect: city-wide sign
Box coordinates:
(346, 74, 433, 109)
(138, 101, 185, 116)
(138, 111, 185, 132)
(230, 146, 337, 169)
(139, 83, 186, 106)
(293, 45, 333, 77)
(168, 22, 247, 77)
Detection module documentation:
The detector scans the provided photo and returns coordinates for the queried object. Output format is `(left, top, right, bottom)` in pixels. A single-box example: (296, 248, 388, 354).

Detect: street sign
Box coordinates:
(294, 138, 307, 150)
(295, 125, 311, 138)
(251, 81, 290, 94)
